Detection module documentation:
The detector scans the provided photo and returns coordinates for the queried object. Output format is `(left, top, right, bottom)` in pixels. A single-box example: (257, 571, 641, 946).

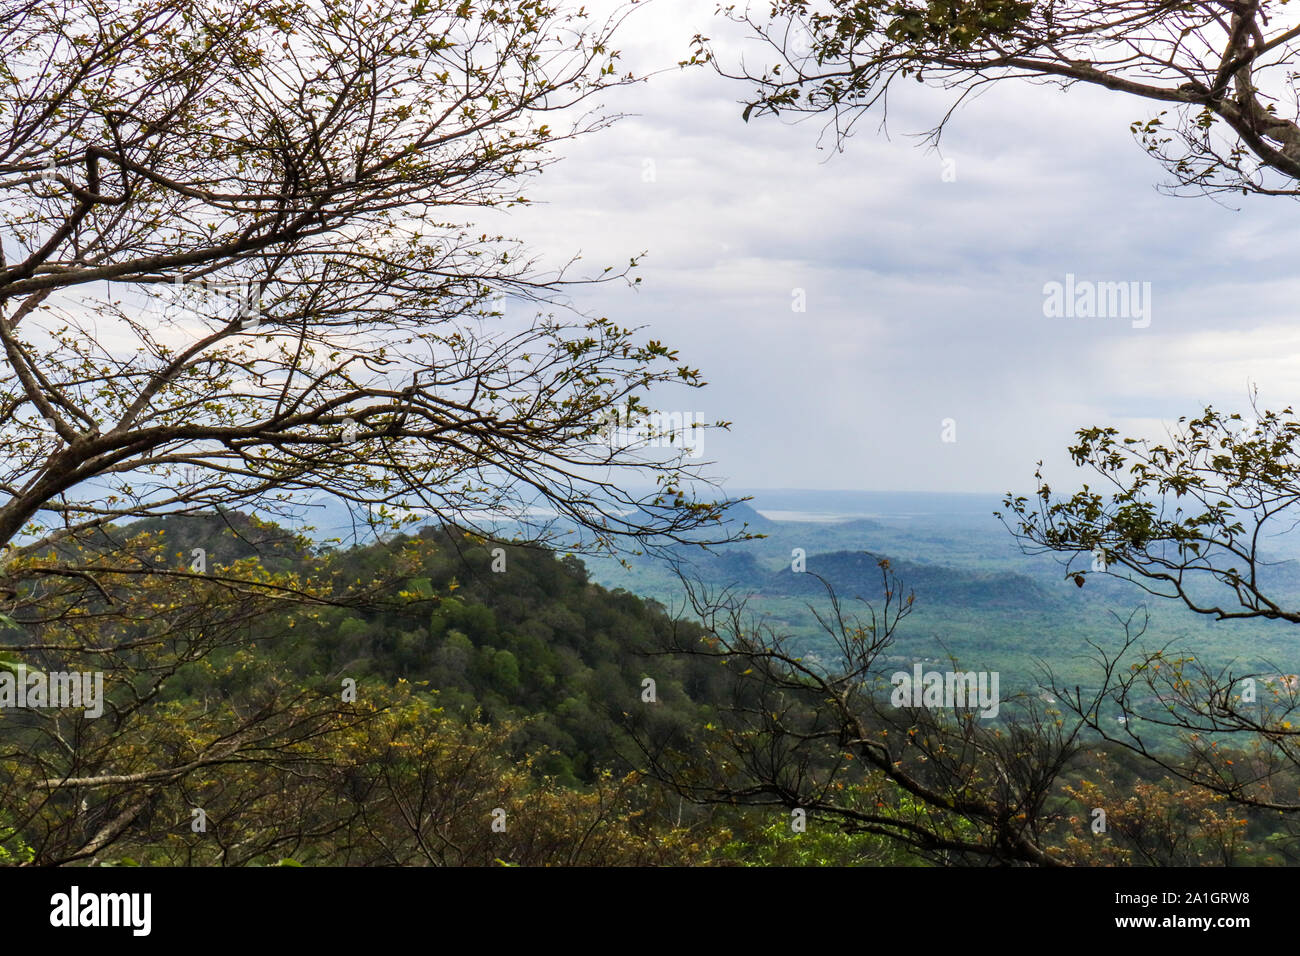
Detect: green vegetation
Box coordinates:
(582, 504, 1300, 727)
(1, 509, 1294, 866)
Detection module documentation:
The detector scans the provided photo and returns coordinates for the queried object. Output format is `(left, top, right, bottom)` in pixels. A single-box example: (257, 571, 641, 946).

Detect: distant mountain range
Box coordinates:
(770, 551, 1060, 612)
(218, 489, 1300, 691)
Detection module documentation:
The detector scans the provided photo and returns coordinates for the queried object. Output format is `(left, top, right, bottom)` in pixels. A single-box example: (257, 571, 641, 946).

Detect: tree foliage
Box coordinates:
(692, 0, 1300, 195)
(0, 0, 730, 574)
(1000, 403, 1300, 816)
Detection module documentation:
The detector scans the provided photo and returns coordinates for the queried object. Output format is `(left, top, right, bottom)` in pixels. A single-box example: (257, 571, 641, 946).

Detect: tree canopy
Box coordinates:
(0, 0, 730, 577)
(692, 0, 1300, 195)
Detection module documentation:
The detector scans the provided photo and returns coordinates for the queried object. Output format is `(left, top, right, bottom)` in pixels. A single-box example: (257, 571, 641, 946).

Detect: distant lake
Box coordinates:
(736, 489, 1001, 518)
(756, 510, 903, 523)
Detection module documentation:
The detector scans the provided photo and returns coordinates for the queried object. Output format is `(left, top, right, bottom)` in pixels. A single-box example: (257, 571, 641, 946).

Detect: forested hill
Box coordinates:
(123, 512, 725, 786)
(773, 551, 1059, 611)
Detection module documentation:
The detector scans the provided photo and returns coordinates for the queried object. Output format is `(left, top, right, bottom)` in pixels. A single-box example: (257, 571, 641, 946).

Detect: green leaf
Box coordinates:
(0, 652, 26, 677)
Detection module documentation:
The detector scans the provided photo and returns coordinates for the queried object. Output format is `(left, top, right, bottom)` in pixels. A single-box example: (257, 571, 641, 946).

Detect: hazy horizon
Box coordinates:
(492, 0, 1300, 496)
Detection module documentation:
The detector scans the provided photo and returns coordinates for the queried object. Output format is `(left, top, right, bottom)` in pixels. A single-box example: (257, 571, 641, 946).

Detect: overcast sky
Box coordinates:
(498, 0, 1300, 497)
